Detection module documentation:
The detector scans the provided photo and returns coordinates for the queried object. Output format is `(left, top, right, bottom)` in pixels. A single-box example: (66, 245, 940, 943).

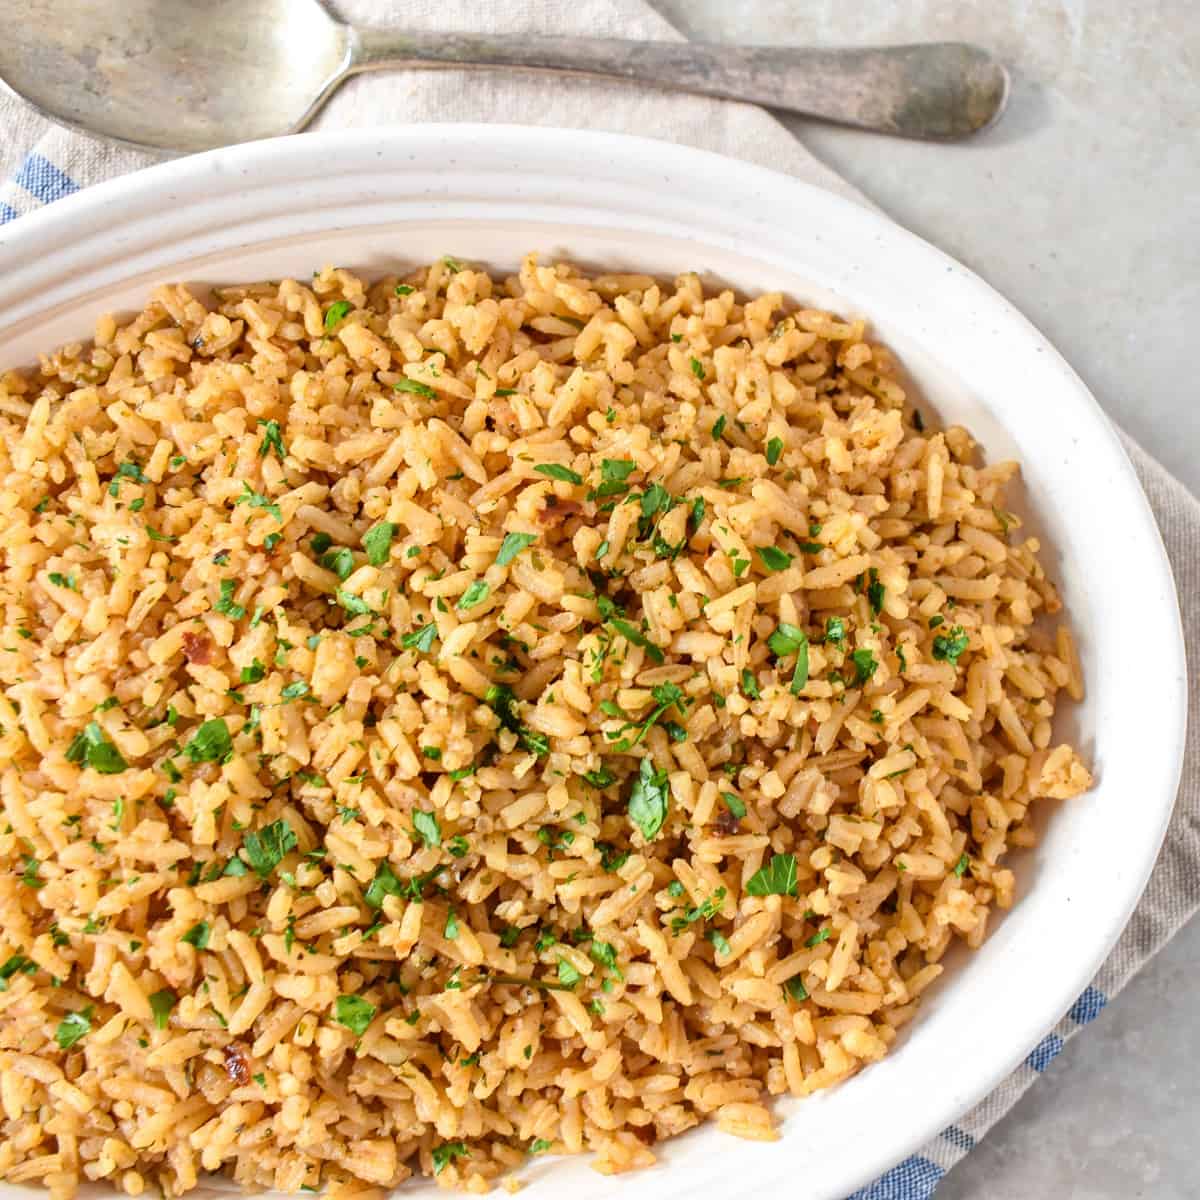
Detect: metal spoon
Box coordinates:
(0, 0, 1009, 155)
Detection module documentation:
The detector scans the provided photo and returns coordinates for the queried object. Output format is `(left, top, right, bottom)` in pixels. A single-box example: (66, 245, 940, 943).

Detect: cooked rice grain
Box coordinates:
(0, 255, 1091, 1197)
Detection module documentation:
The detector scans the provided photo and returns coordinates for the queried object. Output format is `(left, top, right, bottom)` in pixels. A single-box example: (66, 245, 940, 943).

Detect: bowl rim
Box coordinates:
(0, 123, 1186, 1199)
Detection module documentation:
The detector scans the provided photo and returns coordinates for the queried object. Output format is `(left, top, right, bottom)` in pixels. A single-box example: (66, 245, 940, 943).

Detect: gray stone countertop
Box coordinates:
(650, 1, 1199, 1196)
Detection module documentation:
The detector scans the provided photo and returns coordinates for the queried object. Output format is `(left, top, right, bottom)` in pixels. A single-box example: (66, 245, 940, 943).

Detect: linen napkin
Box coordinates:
(1, 2, 1197, 1195)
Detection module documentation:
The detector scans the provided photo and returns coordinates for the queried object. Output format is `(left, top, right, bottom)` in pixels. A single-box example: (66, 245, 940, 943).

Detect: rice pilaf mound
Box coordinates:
(0, 255, 1091, 1198)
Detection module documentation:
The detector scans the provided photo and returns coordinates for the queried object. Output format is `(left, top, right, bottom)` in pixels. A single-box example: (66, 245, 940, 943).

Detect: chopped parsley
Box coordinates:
(323, 300, 352, 331)
(689, 356, 705, 380)
(393, 378, 437, 398)
(496, 531, 538, 567)
(55, 1008, 92, 1050)
(534, 463, 582, 485)
(707, 929, 732, 956)
(627, 757, 670, 842)
(431, 1142, 469, 1176)
(149, 988, 176, 1029)
(181, 922, 211, 949)
(412, 810, 442, 848)
(65, 722, 128, 774)
(215, 578, 245, 618)
(48, 572, 77, 591)
(756, 546, 793, 572)
(232, 482, 282, 523)
(953, 853, 970, 878)
(850, 649, 879, 686)
(241, 819, 297, 879)
(485, 683, 548, 756)
(824, 616, 847, 646)
(720, 792, 746, 820)
(584, 766, 615, 788)
(400, 623, 437, 654)
(183, 718, 233, 764)
(766, 437, 784, 465)
(932, 626, 970, 665)
(444, 911, 460, 940)
(458, 580, 490, 610)
(711, 414, 727, 439)
(0, 953, 36, 989)
(320, 546, 354, 580)
(556, 956, 582, 989)
(257, 419, 287, 461)
(745, 853, 798, 897)
(740, 669, 760, 701)
(362, 522, 396, 566)
(669, 886, 727, 934)
(334, 994, 376, 1036)
(783, 976, 809, 1002)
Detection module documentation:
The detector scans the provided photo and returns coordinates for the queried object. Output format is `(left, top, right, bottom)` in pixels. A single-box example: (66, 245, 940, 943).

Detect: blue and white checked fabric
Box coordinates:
(2, 2, 1198, 1195)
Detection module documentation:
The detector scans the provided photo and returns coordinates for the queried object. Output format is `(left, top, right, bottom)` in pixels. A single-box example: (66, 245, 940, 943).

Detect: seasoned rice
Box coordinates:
(0, 254, 1092, 1197)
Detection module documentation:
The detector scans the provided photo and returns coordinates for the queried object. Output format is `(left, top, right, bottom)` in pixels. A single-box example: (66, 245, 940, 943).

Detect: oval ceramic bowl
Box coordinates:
(0, 125, 1185, 1200)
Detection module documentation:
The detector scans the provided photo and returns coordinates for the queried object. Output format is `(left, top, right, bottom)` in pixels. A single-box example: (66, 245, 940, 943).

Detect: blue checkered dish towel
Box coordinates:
(1, 0, 1199, 1193)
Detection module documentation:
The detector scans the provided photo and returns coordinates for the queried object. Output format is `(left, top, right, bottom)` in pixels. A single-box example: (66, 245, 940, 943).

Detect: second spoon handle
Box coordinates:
(347, 32, 1008, 140)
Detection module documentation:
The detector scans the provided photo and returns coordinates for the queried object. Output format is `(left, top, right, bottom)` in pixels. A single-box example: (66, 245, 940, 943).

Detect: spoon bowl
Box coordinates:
(0, 0, 1009, 153)
(0, 0, 351, 153)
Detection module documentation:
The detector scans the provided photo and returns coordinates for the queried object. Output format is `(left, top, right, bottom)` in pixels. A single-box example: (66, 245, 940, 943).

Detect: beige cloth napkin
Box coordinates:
(1, 2, 1197, 1195)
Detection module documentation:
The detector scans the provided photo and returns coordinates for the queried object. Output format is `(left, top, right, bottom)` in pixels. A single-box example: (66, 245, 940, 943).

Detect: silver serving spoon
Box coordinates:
(0, 0, 1009, 155)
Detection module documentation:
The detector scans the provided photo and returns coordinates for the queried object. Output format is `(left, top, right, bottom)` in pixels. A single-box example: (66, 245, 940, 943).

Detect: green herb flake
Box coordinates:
(395, 283, 415, 296)
(280, 681, 309, 701)
(932, 626, 970, 666)
(432, 1142, 469, 1176)
(214, 578, 246, 619)
(183, 718, 233, 764)
(401, 623, 437, 654)
(335, 589, 373, 617)
(48, 572, 77, 591)
(689, 357, 705, 380)
(496, 531, 537, 567)
(953, 853, 970, 878)
(783, 976, 809, 1002)
(320, 546, 355, 580)
(556, 956, 582, 989)
(457, 580, 491, 610)
(65, 721, 128, 774)
(180, 922, 211, 949)
(707, 929, 732, 957)
(721, 792, 747, 820)
(393, 378, 437, 398)
(413, 810, 441, 848)
(232, 482, 282, 523)
(534, 463, 583, 485)
(740, 669, 760, 701)
(627, 757, 670, 842)
(0, 953, 36, 990)
(711, 414, 727, 439)
(257, 419, 287, 461)
(362, 522, 396, 566)
(334, 993, 376, 1036)
(149, 988, 176, 1029)
(444, 911, 460, 941)
(240, 659, 266, 684)
(323, 300, 353, 331)
(766, 437, 784, 465)
(756, 546, 793, 572)
(850, 649, 879, 686)
(241, 819, 297, 879)
(745, 853, 799, 897)
(55, 1007, 92, 1050)
(805, 927, 833, 948)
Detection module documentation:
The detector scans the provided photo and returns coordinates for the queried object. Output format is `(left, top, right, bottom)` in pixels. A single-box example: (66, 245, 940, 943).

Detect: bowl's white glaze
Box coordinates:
(0, 125, 1184, 1200)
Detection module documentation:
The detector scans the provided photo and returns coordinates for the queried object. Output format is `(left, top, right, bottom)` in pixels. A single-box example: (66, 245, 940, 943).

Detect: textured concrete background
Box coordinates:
(647, 2, 1200, 1196)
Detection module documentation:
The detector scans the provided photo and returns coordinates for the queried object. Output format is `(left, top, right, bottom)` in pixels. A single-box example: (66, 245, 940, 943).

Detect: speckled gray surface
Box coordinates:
(645, 1, 1200, 1195)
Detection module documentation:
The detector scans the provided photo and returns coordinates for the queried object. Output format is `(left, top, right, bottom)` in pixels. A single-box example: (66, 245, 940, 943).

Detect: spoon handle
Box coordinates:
(347, 32, 1008, 140)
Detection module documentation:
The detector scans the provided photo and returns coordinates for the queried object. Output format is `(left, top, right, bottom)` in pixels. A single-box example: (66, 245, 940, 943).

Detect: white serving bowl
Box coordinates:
(0, 125, 1184, 1200)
